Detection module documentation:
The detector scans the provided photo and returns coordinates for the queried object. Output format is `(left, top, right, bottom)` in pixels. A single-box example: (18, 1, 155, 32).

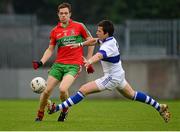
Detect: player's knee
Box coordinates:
(59, 88, 69, 98)
(59, 88, 67, 95)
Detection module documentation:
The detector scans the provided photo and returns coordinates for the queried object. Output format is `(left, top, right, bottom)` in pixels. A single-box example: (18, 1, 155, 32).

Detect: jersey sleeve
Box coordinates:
(98, 44, 114, 59)
(49, 29, 56, 46)
(80, 23, 92, 39)
(98, 45, 113, 58)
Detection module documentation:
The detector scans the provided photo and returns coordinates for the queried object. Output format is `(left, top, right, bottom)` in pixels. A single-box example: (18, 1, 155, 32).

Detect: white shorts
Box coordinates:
(95, 73, 127, 91)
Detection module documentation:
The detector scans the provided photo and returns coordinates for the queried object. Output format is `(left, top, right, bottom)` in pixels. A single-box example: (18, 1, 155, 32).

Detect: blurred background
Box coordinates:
(0, 0, 180, 99)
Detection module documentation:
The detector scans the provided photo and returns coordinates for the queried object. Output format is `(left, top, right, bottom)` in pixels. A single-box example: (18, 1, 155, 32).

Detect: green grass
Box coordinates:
(0, 99, 179, 131)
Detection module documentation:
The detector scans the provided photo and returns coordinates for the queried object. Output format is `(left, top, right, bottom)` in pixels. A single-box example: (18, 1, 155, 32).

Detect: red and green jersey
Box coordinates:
(50, 19, 91, 65)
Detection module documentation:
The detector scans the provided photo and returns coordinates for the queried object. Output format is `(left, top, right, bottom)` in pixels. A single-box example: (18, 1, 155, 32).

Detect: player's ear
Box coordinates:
(57, 11, 60, 17)
(104, 32, 109, 38)
(69, 12, 72, 17)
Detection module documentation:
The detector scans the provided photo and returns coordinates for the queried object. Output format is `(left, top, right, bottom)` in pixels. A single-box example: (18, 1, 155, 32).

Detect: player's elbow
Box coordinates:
(47, 45, 55, 52)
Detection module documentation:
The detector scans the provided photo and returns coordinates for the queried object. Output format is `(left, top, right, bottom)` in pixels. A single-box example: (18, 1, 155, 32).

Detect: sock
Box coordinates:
(59, 96, 68, 113)
(37, 110, 44, 120)
(133, 91, 160, 112)
(56, 91, 85, 111)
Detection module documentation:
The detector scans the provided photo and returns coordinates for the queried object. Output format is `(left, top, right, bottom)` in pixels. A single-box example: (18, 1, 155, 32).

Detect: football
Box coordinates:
(30, 77, 47, 94)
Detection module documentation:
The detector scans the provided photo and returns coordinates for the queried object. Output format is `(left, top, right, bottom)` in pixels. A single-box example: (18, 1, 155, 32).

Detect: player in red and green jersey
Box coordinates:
(32, 2, 95, 122)
(50, 19, 91, 65)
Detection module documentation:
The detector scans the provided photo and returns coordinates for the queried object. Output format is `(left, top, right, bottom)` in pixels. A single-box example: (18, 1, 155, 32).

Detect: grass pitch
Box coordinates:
(0, 99, 179, 131)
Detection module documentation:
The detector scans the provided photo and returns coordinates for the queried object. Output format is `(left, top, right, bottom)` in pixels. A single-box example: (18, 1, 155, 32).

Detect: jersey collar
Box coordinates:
(58, 19, 73, 28)
(99, 36, 114, 43)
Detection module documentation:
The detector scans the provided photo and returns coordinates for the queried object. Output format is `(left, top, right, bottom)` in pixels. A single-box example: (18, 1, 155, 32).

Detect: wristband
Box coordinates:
(79, 42, 84, 47)
(39, 61, 43, 67)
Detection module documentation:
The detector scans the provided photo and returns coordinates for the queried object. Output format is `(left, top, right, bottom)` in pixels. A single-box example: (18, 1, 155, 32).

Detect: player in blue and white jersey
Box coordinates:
(47, 20, 171, 123)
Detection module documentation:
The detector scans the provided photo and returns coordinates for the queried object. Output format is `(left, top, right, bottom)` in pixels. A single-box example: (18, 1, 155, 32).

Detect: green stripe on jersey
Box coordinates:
(57, 35, 84, 48)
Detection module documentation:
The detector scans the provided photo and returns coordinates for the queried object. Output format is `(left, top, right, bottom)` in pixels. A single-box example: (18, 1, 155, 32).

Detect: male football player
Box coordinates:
(47, 20, 171, 123)
(33, 2, 94, 122)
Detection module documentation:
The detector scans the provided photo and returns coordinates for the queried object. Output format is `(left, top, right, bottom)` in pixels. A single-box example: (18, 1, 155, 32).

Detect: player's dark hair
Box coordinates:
(58, 2, 72, 13)
(97, 20, 114, 36)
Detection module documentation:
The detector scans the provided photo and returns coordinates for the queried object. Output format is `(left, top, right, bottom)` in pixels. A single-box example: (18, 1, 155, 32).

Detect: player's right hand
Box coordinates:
(86, 64, 95, 74)
(82, 56, 95, 74)
(32, 61, 43, 70)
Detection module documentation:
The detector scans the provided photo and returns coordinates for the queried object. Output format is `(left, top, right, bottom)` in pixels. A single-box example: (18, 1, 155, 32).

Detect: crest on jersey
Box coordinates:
(70, 29, 75, 36)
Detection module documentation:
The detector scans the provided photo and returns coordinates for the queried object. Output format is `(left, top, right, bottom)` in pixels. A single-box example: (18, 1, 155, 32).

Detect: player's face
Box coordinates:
(58, 8, 71, 23)
(96, 26, 108, 40)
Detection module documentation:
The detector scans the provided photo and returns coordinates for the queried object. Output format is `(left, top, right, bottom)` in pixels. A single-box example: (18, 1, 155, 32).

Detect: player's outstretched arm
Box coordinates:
(40, 45, 55, 64)
(67, 38, 99, 48)
(32, 45, 55, 70)
(84, 52, 103, 68)
(81, 37, 99, 47)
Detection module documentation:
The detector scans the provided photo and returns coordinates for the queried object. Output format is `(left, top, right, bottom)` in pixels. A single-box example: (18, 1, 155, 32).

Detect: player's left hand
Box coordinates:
(32, 60, 43, 70)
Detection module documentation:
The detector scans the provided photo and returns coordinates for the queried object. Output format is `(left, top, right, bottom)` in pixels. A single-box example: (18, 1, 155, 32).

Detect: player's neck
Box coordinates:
(61, 21, 69, 28)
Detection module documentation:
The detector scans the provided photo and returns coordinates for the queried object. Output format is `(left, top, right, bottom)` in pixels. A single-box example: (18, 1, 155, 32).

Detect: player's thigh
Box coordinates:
(59, 64, 80, 92)
(45, 75, 59, 93)
(95, 75, 119, 91)
(59, 74, 75, 92)
(48, 63, 64, 81)
(79, 81, 100, 95)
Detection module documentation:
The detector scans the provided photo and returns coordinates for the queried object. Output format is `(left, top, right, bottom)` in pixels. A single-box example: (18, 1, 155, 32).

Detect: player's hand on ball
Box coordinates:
(32, 61, 43, 70)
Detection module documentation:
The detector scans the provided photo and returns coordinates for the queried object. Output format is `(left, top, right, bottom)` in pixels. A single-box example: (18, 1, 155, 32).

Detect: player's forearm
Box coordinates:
(82, 38, 98, 46)
(87, 52, 103, 64)
(40, 48, 54, 64)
